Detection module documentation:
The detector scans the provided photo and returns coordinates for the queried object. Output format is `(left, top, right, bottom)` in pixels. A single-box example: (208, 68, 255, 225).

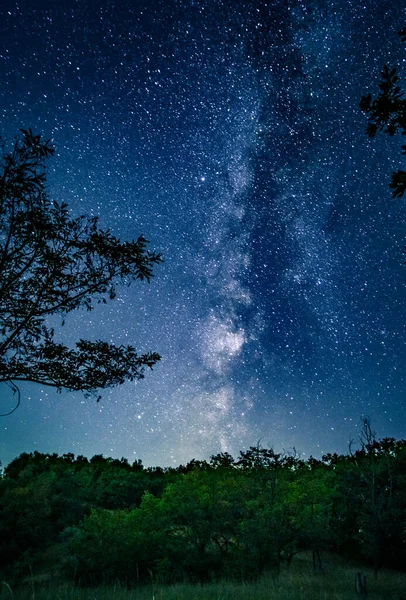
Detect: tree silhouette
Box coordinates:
(360, 27, 406, 198)
(0, 129, 162, 407)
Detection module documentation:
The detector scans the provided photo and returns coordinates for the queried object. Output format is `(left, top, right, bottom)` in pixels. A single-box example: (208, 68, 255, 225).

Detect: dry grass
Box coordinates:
(2, 554, 405, 600)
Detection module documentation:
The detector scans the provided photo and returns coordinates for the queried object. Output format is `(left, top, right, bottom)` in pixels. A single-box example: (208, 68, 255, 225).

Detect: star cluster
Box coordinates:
(0, 0, 405, 466)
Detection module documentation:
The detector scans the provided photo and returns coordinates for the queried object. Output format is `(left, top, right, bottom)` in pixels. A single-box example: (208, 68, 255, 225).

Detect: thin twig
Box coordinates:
(0, 381, 21, 416)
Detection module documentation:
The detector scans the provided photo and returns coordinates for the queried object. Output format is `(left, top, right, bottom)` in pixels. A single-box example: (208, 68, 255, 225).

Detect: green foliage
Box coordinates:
(0, 129, 162, 400)
(346, 423, 406, 573)
(68, 509, 140, 584)
(1, 435, 406, 586)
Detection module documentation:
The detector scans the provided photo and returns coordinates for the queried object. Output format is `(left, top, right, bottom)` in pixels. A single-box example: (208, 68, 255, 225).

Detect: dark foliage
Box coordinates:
(0, 431, 405, 586)
(0, 130, 162, 401)
(360, 28, 406, 198)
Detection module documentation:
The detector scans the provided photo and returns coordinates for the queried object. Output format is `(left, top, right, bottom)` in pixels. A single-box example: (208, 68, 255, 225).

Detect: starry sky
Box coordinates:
(0, 0, 405, 467)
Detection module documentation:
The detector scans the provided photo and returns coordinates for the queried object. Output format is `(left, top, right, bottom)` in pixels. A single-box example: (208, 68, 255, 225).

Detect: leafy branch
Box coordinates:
(0, 129, 162, 403)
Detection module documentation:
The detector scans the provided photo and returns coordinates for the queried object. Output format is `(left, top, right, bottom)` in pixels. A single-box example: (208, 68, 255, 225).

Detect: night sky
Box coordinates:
(1, 0, 405, 468)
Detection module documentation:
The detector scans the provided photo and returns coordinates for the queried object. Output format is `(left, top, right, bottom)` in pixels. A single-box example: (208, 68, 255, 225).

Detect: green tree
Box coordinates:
(345, 421, 406, 575)
(68, 508, 137, 584)
(288, 463, 336, 573)
(234, 448, 302, 577)
(360, 27, 406, 198)
(0, 129, 162, 407)
(157, 471, 224, 580)
(69, 493, 175, 585)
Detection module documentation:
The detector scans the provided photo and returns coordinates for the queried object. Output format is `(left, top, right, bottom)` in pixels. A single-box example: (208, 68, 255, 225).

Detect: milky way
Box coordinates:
(0, 0, 405, 467)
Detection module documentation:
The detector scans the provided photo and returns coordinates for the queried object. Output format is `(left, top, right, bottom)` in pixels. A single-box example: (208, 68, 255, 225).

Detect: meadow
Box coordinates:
(3, 554, 406, 600)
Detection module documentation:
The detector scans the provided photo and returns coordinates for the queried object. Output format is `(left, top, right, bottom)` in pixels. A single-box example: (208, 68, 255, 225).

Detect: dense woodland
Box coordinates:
(0, 423, 405, 587)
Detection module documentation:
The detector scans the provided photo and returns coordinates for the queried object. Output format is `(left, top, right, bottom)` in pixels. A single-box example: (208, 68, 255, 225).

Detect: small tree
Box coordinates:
(0, 129, 162, 408)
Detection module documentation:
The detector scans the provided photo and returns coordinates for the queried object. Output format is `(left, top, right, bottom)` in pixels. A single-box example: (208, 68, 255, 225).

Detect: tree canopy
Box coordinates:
(1, 431, 405, 585)
(0, 129, 162, 405)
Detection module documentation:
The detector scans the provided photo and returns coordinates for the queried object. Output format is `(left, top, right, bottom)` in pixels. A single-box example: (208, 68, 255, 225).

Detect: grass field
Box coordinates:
(2, 553, 405, 600)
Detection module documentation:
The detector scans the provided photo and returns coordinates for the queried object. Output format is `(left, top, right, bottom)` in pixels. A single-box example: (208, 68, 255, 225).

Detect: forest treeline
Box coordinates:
(1, 426, 405, 586)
